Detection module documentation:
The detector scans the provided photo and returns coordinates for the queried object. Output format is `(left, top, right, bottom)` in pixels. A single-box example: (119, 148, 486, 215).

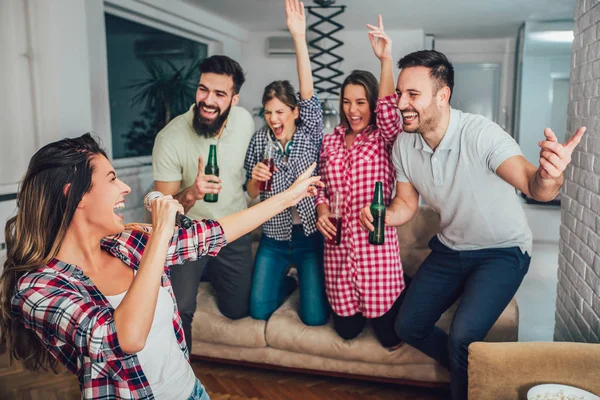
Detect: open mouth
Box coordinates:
(113, 202, 125, 219)
(348, 116, 362, 125)
(200, 105, 219, 119)
(402, 111, 418, 123)
(272, 123, 284, 136)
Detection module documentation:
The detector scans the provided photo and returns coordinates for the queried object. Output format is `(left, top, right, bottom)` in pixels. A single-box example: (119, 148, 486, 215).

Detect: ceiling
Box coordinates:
(186, 0, 575, 38)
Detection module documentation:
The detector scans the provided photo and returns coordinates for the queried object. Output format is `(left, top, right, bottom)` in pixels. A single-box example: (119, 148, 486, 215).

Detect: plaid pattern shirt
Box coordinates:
(11, 220, 226, 399)
(244, 94, 323, 241)
(315, 94, 405, 318)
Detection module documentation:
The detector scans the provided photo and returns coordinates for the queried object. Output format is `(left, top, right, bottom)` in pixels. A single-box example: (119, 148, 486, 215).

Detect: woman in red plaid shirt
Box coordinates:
(0, 134, 321, 399)
(315, 16, 410, 348)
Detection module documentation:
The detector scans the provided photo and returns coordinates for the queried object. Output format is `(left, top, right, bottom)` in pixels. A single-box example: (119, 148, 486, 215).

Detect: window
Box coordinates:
(105, 14, 208, 159)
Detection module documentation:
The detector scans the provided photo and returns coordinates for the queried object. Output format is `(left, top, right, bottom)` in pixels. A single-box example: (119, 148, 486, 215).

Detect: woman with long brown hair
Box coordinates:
(315, 16, 410, 347)
(244, 0, 328, 327)
(0, 133, 321, 399)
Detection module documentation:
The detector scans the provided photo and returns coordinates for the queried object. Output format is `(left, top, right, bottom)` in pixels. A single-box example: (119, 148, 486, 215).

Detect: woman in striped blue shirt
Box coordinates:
(244, 0, 328, 326)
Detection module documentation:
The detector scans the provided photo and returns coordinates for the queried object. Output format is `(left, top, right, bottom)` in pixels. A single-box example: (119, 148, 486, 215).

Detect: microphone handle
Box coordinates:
(175, 212, 193, 229)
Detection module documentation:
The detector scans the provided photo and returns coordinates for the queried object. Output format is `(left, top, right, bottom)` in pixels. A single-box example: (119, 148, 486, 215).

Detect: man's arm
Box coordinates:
(359, 181, 419, 231)
(154, 156, 221, 214)
(496, 127, 585, 202)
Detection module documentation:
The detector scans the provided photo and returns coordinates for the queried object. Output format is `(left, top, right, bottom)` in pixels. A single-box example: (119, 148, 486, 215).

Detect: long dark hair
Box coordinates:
(0, 133, 107, 371)
(338, 70, 378, 130)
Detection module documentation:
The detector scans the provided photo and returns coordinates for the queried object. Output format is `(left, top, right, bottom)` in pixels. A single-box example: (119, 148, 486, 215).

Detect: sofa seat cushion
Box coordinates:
(191, 282, 267, 348)
(265, 291, 518, 363)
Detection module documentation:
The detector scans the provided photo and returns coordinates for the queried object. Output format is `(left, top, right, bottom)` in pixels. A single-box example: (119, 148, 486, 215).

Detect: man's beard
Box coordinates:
(193, 101, 232, 138)
(402, 102, 440, 134)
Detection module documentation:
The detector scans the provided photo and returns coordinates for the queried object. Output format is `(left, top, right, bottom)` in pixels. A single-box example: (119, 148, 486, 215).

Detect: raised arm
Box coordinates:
(287, 0, 313, 100)
(367, 15, 401, 144)
(367, 15, 395, 98)
(496, 126, 585, 202)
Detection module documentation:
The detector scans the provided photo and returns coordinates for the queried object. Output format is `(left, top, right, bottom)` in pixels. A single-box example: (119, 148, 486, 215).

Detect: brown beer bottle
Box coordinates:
(204, 144, 219, 203)
(369, 181, 385, 245)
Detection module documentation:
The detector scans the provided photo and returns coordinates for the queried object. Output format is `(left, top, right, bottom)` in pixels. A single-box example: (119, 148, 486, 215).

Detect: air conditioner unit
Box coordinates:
(266, 36, 318, 56)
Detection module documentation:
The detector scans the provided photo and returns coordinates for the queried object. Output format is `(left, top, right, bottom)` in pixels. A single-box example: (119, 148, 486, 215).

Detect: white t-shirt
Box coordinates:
(392, 108, 533, 254)
(106, 286, 196, 400)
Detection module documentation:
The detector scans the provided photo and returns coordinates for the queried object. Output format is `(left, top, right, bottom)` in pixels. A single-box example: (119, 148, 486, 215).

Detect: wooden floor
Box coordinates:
(0, 352, 450, 399)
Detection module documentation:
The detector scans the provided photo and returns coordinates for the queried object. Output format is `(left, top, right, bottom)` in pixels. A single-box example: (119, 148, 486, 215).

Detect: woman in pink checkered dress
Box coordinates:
(315, 16, 410, 348)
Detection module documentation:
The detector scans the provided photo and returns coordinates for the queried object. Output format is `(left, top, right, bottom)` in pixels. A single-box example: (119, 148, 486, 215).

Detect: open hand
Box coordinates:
(286, 0, 306, 38)
(285, 163, 324, 206)
(367, 15, 392, 61)
(537, 126, 585, 179)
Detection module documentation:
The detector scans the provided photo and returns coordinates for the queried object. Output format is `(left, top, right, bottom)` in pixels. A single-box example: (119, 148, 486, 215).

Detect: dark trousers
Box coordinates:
(332, 275, 412, 348)
(394, 236, 530, 400)
(170, 233, 253, 352)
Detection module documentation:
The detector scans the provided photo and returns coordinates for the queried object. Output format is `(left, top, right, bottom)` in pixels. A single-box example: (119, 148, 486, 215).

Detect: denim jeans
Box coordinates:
(188, 379, 210, 400)
(250, 226, 329, 326)
(394, 236, 530, 400)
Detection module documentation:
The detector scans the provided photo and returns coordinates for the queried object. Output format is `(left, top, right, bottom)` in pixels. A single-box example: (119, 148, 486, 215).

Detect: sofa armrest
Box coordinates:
(468, 342, 600, 400)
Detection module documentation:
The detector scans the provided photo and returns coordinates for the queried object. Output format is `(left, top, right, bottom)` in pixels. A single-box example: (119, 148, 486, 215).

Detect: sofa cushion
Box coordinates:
(265, 290, 518, 364)
(191, 282, 267, 348)
(396, 205, 440, 277)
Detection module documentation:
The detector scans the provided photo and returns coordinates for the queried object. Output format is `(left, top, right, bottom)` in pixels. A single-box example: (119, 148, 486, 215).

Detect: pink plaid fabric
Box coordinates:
(12, 220, 226, 399)
(316, 94, 405, 318)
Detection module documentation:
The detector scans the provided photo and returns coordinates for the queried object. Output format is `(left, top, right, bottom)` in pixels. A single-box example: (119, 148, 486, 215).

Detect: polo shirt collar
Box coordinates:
(414, 108, 460, 153)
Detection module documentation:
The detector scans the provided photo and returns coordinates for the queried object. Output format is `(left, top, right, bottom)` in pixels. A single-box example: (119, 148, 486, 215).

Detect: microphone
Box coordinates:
(144, 191, 193, 229)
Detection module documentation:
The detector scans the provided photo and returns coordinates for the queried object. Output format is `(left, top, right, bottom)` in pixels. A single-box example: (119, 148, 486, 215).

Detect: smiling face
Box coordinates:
(193, 72, 240, 137)
(78, 155, 131, 236)
(396, 66, 449, 135)
(342, 84, 372, 134)
(263, 97, 299, 141)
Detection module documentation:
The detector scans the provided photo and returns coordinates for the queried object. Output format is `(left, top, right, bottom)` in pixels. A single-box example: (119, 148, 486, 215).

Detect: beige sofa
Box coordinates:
(468, 342, 600, 399)
(190, 206, 519, 386)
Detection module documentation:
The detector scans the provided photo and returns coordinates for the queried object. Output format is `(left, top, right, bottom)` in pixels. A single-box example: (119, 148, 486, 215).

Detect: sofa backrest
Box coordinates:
(396, 206, 441, 277)
(249, 206, 441, 276)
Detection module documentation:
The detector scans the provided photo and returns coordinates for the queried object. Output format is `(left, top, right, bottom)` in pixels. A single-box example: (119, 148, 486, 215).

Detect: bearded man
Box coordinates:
(153, 55, 255, 350)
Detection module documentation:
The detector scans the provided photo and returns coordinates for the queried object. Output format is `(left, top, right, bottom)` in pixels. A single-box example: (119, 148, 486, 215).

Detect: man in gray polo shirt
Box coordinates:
(359, 50, 584, 400)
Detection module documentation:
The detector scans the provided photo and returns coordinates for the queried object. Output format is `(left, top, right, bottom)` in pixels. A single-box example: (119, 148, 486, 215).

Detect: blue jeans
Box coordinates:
(188, 379, 210, 400)
(394, 236, 530, 400)
(250, 226, 329, 326)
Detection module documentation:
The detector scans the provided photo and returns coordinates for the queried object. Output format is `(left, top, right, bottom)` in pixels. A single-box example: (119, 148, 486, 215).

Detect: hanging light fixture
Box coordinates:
(306, 0, 345, 132)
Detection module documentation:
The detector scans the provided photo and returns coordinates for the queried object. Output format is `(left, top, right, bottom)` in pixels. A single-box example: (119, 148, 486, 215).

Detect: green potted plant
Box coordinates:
(122, 58, 201, 157)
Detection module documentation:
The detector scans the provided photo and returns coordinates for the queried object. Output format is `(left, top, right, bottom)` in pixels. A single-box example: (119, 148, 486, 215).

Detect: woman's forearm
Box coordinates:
(218, 191, 294, 242)
(246, 178, 261, 199)
(113, 229, 171, 353)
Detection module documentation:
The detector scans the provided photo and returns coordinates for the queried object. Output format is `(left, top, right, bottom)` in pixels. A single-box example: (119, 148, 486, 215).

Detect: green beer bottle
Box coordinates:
(204, 144, 219, 203)
(369, 181, 385, 245)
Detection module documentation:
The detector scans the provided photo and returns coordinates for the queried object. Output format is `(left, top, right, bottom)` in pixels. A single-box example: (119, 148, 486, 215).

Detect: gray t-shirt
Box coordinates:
(392, 108, 532, 254)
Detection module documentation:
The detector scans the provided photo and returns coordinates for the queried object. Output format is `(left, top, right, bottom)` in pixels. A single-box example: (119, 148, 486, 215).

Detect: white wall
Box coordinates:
(435, 38, 516, 134)
(519, 54, 571, 165)
(0, 0, 248, 232)
(239, 29, 425, 114)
